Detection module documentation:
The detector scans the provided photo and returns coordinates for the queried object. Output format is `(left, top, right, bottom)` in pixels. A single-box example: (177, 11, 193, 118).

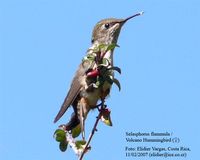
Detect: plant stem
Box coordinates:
(79, 100, 105, 160)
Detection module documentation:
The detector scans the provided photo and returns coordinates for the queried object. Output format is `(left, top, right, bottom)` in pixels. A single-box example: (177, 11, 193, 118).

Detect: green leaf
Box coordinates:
(75, 140, 86, 149)
(108, 66, 121, 74)
(54, 129, 66, 142)
(103, 57, 110, 63)
(59, 141, 68, 152)
(98, 63, 108, 67)
(98, 44, 107, 50)
(71, 124, 81, 138)
(92, 47, 99, 53)
(98, 58, 110, 67)
(82, 54, 95, 66)
(87, 54, 95, 60)
(82, 54, 92, 60)
(113, 78, 121, 91)
(106, 43, 119, 51)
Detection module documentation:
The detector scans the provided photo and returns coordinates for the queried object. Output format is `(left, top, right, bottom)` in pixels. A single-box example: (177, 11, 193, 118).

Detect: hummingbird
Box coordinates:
(54, 12, 143, 138)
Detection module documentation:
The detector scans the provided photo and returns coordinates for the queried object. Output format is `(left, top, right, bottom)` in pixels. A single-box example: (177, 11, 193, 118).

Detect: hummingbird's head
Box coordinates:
(91, 12, 144, 45)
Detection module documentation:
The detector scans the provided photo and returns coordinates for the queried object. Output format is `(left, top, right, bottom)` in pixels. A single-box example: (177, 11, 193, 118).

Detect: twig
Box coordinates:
(79, 100, 105, 160)
(66, 132, 82, 156)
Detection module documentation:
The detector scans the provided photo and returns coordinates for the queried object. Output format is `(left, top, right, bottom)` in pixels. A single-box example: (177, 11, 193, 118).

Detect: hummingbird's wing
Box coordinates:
(54, 62, 93, 123)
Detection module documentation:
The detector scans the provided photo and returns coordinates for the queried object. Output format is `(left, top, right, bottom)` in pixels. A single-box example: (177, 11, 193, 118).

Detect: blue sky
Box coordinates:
(1, 0, 200, 160)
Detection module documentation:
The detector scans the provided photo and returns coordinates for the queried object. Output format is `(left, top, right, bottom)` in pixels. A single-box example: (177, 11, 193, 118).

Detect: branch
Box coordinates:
(66, 132, 82, 156)
(79, 100, 105, 160)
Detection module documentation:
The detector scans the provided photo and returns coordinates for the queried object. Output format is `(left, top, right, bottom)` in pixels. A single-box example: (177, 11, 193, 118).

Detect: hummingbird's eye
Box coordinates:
(104, 23, 110, 29)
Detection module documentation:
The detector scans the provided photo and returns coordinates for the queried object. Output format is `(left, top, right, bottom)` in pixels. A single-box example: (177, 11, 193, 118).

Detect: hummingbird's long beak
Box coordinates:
(122, 11, 144, 23)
